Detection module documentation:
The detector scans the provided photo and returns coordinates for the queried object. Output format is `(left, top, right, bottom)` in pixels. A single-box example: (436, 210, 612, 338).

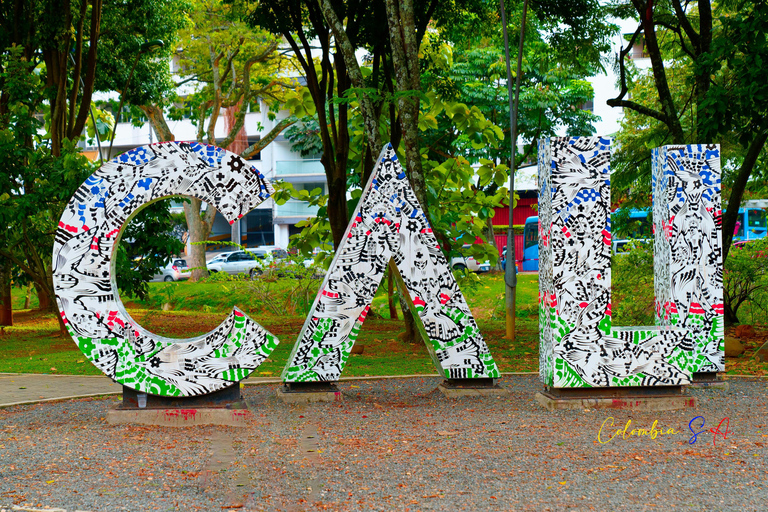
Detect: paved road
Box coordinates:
(0, 374, 121, 407)
(1, 375, 767, 512)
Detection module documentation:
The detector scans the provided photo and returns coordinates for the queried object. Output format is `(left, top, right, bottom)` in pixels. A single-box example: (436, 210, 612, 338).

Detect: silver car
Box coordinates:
(152, 258, 190, 282)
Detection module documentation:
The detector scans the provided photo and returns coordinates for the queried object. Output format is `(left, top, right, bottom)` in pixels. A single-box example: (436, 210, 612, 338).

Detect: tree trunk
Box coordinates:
(721, 131, 768, 263)
(24, 282, 33, 309)
(184, 198, 216, 281)
(35, 280, 52, 311)
(389, 260, 420, 344)
(0, 263, 12, 326)
(387, 263, 398, 320)
(140, 104, 175, 141)
(632, 0, 686, 142)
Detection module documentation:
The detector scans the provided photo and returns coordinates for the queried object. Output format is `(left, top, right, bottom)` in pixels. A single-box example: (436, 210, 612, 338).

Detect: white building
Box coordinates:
(92, 95, 325, 252)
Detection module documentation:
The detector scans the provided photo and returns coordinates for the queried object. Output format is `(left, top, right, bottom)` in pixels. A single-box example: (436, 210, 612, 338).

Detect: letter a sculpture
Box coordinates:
(282, 144, 499, 382)
(53, 142, 279, 397)
(538, 137, 723, 388)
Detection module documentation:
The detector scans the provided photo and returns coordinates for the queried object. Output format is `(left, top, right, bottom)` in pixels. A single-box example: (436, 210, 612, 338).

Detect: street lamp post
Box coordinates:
(107, 40, 164, 159)
(500, 0, 528, 340)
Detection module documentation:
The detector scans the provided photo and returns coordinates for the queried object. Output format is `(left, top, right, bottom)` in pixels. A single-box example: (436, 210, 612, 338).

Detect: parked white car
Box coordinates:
(207, 247, 289, 277)
(207, 250, 265, 276)
(450, 244, 491, 272)
(151, 258, 190, 282)
(207, 251, 234, 264)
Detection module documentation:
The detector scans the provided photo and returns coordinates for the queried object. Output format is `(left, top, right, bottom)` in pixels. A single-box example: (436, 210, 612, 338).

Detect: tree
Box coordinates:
(608, 0, 768, 262)
(0, 0, 189, 328)
(251, 0, 377, 248)
(0, 47, 93, 320)
(138, 0, 303, 281)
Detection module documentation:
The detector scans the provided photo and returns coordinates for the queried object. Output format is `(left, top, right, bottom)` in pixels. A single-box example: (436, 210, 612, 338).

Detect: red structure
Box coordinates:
(492, 197, 538, 226)
(489, 193, 538, 266)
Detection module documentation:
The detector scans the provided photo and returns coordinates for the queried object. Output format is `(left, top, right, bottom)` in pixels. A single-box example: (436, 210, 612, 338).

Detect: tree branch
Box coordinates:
(240, 116, 297, 160)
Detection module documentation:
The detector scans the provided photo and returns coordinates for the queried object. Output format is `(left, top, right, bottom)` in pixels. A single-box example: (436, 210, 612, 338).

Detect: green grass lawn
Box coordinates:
(5, 270, 765, 377)
(0, 271, 540, 376)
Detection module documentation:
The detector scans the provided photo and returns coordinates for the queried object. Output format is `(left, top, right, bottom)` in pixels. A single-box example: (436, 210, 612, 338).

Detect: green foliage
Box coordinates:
(611, 240, 656, 326)
(285, 117, 324, 157)
(116, 200, 185, 301)
(0, 47, 94, 299)
(169, 0, 295, 133)
(723, 238, 768, 324)
(699, 1, 768, 148)
(95, 0, 192, 106)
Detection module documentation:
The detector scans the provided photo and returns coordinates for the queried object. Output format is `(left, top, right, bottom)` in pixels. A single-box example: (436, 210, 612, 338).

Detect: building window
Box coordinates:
(246, 135, 261, 160)
(630, 35, 649, 60)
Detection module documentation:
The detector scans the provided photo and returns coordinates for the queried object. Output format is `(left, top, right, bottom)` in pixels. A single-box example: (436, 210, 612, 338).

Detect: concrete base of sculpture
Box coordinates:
(107, 406, 250, 426)
(687, 373, 730, 391)
(277, 382, 343, 403)
(108, 384, 250, 426)
(535, 386, 696, 411)
(438, 378, 510, 398)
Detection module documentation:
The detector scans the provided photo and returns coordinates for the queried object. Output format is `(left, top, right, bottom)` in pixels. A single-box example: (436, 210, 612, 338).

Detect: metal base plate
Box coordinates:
(118, 383, 245, 410)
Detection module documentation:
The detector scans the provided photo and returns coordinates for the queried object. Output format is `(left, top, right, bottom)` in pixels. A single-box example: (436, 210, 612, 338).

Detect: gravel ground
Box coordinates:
(1, 375, 766, 512)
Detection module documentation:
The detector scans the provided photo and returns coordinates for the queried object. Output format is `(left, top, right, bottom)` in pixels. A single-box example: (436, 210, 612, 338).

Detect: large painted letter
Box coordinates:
(53, 142, 279, 397)
(538, 137, 723, 388)
(653, 144, 724, 372)
(282, 144, 499, 382)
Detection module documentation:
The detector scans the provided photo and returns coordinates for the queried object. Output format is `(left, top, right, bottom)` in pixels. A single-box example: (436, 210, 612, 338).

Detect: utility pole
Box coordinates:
(500, 0, 528, 340)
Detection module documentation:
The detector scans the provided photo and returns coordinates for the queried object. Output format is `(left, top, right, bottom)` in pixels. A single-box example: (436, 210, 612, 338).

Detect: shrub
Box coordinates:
(612, 240, 656, 326)
(723, 237, 768, 325)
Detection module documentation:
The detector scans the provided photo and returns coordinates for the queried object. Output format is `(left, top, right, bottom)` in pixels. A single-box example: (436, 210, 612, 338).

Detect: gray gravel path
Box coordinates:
(1, 375, 766, 511)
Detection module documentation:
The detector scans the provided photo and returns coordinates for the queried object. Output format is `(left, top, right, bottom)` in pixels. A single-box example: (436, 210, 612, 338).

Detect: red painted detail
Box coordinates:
(358, 305, 370, 322)
(606, 303, 612, 317)
(234, 310, 244, 317)
(179, 409, 198, 420)
(439, 293, 450, 305)
(712, 303, 724, 314)
(579, 302, 588, 308)
(689, 303, 705, 315)
(322, 290, 340, 299)
(229, 219, 235, 225)
(413, 297, 426, 308)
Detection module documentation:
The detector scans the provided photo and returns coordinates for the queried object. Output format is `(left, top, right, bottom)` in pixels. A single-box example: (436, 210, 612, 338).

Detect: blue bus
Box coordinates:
(734, 201, 767, 242)
(521, 216, 539, 271)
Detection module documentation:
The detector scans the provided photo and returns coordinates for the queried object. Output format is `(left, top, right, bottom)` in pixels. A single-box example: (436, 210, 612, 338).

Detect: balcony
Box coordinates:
(275, 200, 319, 218)
(275, 159, 324, 176)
